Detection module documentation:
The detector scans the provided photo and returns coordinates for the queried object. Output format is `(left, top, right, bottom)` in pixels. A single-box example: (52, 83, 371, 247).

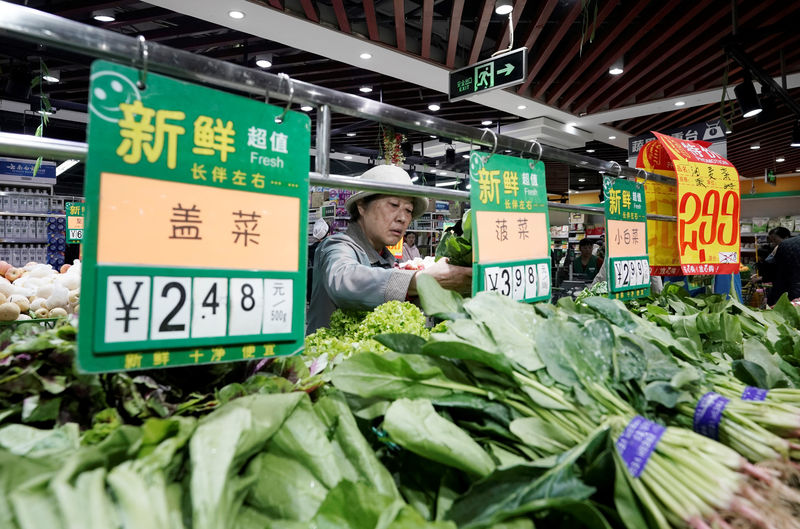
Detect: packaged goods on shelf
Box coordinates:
(779, 216, 795, 231)
(741, 218, 752, 233)
(752, 217, 769, 233)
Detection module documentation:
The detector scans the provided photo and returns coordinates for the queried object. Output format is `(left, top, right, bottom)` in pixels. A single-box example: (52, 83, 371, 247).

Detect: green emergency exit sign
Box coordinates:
(449, 48, 527, 102)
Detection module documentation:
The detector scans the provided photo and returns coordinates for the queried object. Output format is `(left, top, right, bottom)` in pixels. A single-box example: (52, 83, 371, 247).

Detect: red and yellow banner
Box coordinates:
(652, 132, 740, 275)
(636, 140, 681, 276)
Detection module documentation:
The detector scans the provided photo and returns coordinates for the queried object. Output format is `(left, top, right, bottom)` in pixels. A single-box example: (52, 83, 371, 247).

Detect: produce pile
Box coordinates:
(3, 277, 800, 528)
(0, 260, 81, 321)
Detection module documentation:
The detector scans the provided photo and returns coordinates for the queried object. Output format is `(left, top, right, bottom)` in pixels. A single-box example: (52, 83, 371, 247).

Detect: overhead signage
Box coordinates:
(470, 152, 551, 302)
(65, 201, 85, 242)
(449, 48, 527, 102)
(0, 157, 56, 184)
(78, 60, 310, 373)
(603, 176, 650, 300)
(653, 132, 740, 275)
(765, 168, 777, 186)
(636, 140, 681, 276)
(627, 120, 728, 168)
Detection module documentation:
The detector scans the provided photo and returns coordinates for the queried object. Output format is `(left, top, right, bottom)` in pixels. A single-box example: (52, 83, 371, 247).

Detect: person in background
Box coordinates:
(572, 238, 600, 281)
(766, 231, 799, 305)
(307, 165, 472, 333)
(753, 226, 792, 287)
(401, 232, 421, 262)
(307, 218, 330, 303)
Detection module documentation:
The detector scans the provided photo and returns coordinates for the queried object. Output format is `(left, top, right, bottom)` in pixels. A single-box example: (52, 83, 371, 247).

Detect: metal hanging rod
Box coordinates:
(0, 132, 677, 222)
(0, 1, 677, 187)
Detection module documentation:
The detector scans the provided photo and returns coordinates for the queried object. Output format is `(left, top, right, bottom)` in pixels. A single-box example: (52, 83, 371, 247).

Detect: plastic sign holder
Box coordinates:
(603, 176, 650, 300)
(65, 201, 85, 242)
(652, 132, 740, 275)
(78, 61, 310, 372)
(470, 152, 551, 301)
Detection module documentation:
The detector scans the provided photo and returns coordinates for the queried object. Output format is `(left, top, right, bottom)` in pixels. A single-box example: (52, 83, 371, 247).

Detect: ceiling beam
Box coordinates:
(394, 0, 406, 52)
(421, 0, 433, 59)
(331, 0, 351, 33)
(468, 0, 495, 65)
(493, 0, 527, 54)
(544, 1, 649, 104)
(362, 0, 380, 42)
(445, 0, 464, 69)
(298, 0, 319, 22)
(519, 0, 559, 57)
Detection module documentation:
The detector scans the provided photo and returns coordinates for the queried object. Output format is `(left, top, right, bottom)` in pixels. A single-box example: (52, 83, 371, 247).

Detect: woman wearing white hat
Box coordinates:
(307, 165, 472, 333)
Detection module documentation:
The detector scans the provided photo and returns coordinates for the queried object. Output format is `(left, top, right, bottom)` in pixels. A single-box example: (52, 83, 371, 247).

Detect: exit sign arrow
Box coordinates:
(448, 48, 527, 102)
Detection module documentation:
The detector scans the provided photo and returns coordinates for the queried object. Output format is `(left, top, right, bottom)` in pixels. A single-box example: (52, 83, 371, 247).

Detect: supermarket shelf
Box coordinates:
(0, 211, 62, 218)
(0, 239, 47, 244)
(741, 249, 757, 253)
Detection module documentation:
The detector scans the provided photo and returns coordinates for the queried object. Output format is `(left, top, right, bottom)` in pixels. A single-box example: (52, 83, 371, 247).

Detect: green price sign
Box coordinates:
(469, 152, 551, 302)
(66, 201, 85, 242)
(603, 176, 650, 301)
(78, 60, 310, 373)
(449, 48, 527, 102)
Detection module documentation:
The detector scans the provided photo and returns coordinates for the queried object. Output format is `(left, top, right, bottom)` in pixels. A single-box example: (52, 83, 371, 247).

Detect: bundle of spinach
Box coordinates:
(435, 209, 473, 267)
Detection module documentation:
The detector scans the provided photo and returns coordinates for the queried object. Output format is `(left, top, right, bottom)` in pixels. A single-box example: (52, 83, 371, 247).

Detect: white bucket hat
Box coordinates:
(345, 165, 428, 219)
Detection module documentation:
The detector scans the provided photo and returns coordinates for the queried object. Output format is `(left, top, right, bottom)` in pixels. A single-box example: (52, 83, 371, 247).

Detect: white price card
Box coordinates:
(150, 277, 192, 340)
(524, 264, 538, 300)
(191, 278, 228, 338)
(263, 279, 293, 334)
(511, 266, 525, 301)
(105, 276, 151, 343)
(484, 267, 502, 293)
(498, 267, 512, 297)
(537, 263, 550, 297)
(229, 278, 265, 336)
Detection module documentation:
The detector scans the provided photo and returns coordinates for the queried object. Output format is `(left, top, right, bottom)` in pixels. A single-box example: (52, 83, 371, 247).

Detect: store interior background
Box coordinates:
(1, 0, 799, 257)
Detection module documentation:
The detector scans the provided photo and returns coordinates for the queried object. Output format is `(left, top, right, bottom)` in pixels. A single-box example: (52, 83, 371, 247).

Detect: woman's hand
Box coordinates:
(408, 257, 473, 295)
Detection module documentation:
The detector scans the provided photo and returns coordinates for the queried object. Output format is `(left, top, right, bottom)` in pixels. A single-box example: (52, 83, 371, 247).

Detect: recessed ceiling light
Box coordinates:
(504, 149, 512, 153)
(462, 154, 470, 159)
(517, 104, 527, 110)
(228, 10, 245, 19)
(428, 103, 441, 111)
(430, 169, 438, 174)
(750, 143, 760, 150)
(608, 136, 616, 140)
(609, 57, 624, 76)
(426, 119, 433, 124)
(42, 69, 60, 83)
(586, 148, 595, 153)
(411, 175, 419, 182)
(360, 52, 372, 60)
(92, 9, 115, 22)
(430, 135, 437, 138)
(795, 168, 800, 172)
(609, 67, 623, 75)
(674, 101, 686, 107)
(481, 120, 492, 126)
(776, 156, 786, 162)
(359, 85, 373, 93)
(344, 155, 353, 160)
(254, 54, 272, 68)
(578, 178, 586, 182)
(346, 132, 356, 137)
(300, 105, 313, 112)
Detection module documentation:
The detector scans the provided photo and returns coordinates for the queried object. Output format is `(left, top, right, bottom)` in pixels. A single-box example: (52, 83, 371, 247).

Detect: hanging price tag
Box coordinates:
(65, 201, 86, 243)
(79, 61, 310, 373)
(653, 132, 740, 275)
(603, 176, 650, 300)
(470, 153, 551, 302)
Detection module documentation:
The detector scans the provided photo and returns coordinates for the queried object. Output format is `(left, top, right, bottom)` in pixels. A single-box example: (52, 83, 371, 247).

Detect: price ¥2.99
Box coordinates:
(103, 275, 293, 345)
(678, 190, 739, 261)
(612, 258, 651, 290)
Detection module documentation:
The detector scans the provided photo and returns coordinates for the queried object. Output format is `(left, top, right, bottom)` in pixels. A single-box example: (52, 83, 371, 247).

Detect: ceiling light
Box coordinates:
(428, 103, 441, 111)
(430, 169, 438, 174)
(586, 148, 595, 153)
(517, 104, 527, 110)
(430, 135, 437, 138)
(42, 69, 60, 83)
(346, 132, 357, 137)
(734, 74, 762, 118)
(608, 136, 616, 140)
(92, 8, 115, 22)
(462, 154, 470, 159)
(344, 155, 353, 160)
(359, 52, 372, 60)
(609, 57, 624, 75)
(426, 119, 433, 124)
(495, 0, 513, 15)
(724, 122, 733, 135)
(56, 159, 80, 176)
(414, 121, 421, 126)
(776, 156, 785, 163)
(435, 179, 459, 187)
(795, 168, 800, 172)
(299, 105, 312, 112)
(481, 120, 492, 126)
(504, 149, 512, 153)
(254, 53, 272, 68)
(674, 101, 686, 107)
(228, 10, 246, 19)
(791, 121, 800, 147)
(750, 142, 760, 150)
(578, 178, 586, 182)
(359, 85, 373, 93)
(411, 176, 419, 182)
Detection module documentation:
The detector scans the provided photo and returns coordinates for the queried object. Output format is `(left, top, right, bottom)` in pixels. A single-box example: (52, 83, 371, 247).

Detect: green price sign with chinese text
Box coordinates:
(78, 60, 310, 373)
(66, 201, 85, 242)
(603, 176, 650, 301)
(469, 152, 551, 302)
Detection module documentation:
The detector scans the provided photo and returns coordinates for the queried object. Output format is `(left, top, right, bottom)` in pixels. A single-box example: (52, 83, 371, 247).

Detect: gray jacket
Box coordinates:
(306, 223, 416, 334)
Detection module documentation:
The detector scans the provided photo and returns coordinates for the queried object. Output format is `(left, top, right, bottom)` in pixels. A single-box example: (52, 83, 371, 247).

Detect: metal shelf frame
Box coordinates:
(0, 1, 677, 222)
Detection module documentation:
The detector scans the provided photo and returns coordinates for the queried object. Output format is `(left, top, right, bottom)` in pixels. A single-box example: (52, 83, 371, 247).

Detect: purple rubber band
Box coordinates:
(741, 386, 768, 401)
(693, 392, 730, 441)
(616, 415, 666, 478)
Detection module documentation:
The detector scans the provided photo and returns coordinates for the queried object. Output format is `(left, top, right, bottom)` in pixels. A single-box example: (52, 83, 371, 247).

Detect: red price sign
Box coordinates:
(653, 132, 740, 275)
